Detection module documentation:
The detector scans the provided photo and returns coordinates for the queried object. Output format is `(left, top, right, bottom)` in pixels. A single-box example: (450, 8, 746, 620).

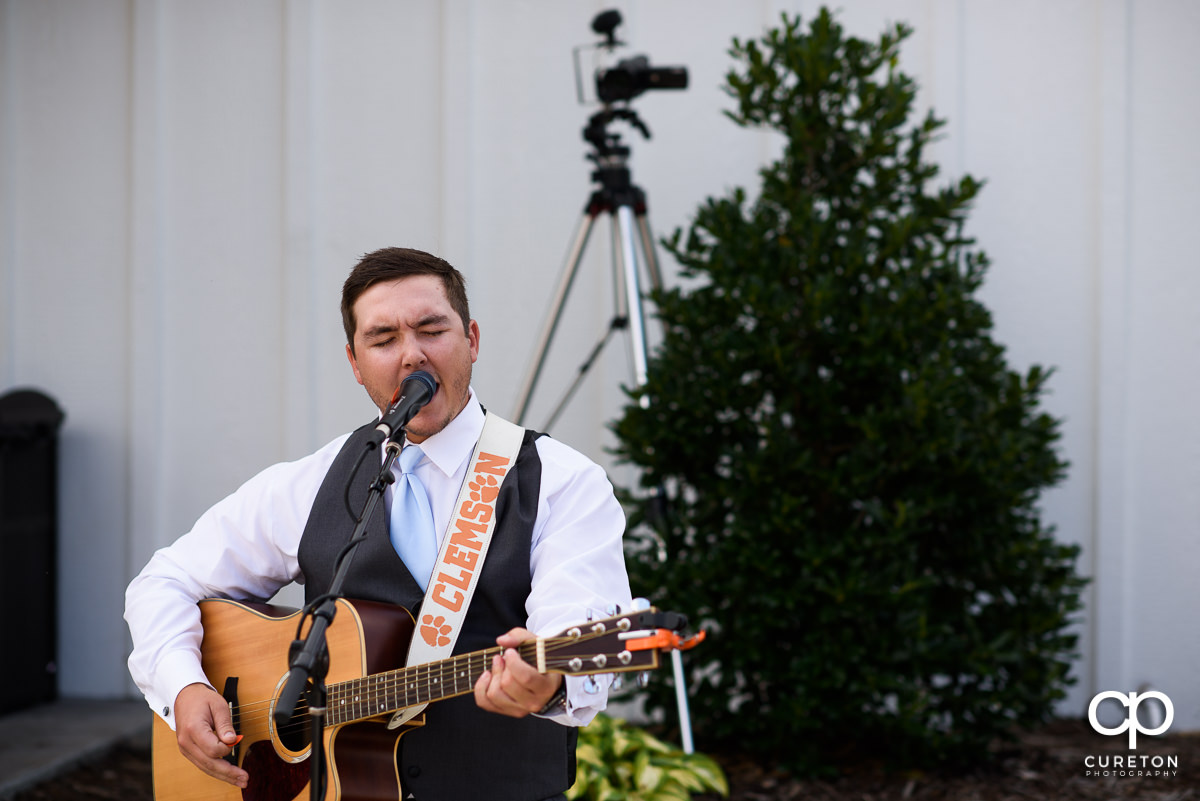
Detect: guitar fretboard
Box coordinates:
(325, 644, 536, 726)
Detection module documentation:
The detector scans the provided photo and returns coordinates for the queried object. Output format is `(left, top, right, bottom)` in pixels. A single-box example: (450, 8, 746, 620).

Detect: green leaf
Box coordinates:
(571, 715, 730, 800)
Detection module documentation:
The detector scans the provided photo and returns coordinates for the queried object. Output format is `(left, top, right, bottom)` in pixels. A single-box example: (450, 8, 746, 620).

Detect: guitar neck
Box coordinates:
(319, 606, 689, 727)
(325, 642, 534, 726)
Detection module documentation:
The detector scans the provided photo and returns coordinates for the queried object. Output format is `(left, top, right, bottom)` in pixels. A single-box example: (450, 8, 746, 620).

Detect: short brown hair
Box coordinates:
(341, 247, 471, 352)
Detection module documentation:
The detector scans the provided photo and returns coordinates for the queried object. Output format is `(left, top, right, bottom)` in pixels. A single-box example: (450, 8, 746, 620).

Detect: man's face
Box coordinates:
(346, 274, 479, 443)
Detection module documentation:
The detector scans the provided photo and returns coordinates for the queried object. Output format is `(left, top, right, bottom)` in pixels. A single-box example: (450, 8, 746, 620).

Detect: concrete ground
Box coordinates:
(0, 699, 150, 800)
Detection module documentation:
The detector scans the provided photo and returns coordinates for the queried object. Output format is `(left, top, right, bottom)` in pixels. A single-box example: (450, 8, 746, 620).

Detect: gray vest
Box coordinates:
(297, 418, 576, 801)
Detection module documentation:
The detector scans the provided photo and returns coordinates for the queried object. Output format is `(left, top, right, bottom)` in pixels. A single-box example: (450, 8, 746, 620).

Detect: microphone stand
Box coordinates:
(274, 435, 403, 801)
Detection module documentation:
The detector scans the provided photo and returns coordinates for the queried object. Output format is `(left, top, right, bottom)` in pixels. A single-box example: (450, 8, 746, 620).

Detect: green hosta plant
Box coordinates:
(568, 714, 728, 801)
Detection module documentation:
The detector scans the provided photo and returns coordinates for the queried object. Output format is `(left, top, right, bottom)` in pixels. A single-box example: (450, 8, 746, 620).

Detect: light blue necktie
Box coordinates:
(390, 445, 438, 590)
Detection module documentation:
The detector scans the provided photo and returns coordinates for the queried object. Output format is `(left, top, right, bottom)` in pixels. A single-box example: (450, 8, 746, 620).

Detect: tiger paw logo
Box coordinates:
(421, 614, 453, 647)
(469, 474, 500, 504)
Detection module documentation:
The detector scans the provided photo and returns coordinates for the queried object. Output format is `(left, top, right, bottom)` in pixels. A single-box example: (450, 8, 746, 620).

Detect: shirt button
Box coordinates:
(162, 706, 170, 717)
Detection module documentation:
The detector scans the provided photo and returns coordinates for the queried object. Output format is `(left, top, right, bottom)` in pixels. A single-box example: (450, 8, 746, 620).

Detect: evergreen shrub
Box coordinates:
(612, 8, 1086, 774)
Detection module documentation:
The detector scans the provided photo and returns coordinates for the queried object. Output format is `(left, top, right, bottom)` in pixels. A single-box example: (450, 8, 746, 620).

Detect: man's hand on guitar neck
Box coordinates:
(174, 682, 249, 789)
(474, 627, 564, 718)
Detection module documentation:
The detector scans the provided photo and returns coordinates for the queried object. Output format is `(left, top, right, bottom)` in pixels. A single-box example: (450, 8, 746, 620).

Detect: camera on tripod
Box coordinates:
(515, 11, 688, 427)
(596, 55, 688, 104)
(578, 9, 688, 105)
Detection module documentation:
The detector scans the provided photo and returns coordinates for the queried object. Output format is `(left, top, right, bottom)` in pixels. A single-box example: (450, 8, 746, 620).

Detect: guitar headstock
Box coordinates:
(533, 607, 705, 676)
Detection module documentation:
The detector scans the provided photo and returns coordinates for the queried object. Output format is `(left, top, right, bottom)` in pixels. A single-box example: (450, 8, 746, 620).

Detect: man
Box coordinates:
(125, 247, 632, 800)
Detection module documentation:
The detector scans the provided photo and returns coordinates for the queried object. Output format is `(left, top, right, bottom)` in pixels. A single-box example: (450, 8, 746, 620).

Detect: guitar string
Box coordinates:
(218, 631, 643, 737)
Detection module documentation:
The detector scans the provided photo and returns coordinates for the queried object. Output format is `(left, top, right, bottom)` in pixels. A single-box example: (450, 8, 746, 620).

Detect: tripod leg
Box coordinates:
(513, 212, 598, 424)
(609, 210, 629, 322)
(635, 210, 664, 292)
(615, 205, 651, 388)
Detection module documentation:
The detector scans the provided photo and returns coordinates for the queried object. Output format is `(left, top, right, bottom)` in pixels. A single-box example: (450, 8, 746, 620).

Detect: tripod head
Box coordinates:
(583, 107, 655, 199)
(584, 107, 650, 159)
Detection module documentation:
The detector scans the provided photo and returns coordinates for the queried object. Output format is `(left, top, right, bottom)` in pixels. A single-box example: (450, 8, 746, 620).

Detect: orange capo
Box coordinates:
(625, 628, 707, 652)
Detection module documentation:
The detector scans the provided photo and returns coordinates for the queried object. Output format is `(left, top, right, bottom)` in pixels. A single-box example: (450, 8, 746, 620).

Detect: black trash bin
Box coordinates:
(0, 388, 65, 715)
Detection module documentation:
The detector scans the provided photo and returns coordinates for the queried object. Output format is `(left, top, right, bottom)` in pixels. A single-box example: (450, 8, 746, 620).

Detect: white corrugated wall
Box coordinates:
(1, 0, 1196, 730)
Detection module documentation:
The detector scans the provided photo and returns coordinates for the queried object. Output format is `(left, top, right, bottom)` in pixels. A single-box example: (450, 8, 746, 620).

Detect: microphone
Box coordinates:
(375, 370, 437, 442)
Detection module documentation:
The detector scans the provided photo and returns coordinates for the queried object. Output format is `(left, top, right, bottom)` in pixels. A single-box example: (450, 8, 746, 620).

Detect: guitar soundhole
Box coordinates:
(242, 740, 309, 801)
(274, 700, 312, 753)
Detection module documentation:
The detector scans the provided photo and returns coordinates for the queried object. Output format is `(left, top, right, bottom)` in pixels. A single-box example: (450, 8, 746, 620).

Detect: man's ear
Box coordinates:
(468, 319, 480, 364)
(346, 343, 364, 385)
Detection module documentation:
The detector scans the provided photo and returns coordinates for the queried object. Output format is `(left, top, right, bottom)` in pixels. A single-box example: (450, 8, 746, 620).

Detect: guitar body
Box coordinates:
(151, 598, 417, 801)
(148, 597, 691, 801)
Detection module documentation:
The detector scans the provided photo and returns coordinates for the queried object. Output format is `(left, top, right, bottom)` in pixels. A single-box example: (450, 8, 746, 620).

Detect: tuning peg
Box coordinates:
(582, 676, 601, 695)
(605, 603, 620, 616)
(631, 597, 651, 611)
(637, 671, 651, 688)
(611, 675, 625, 692)
(586, 608, 595, 621)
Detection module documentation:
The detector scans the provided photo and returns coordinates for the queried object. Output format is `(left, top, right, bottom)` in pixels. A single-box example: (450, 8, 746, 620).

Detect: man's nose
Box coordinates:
(399, 337, 427, 368)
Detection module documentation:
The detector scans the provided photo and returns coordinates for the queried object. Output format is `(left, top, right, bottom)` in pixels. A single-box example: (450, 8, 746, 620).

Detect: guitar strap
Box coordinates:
(388, 410, 526, 729)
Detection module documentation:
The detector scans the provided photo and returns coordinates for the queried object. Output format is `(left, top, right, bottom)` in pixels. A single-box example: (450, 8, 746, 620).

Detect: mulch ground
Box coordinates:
(11, 718, 1199, 800)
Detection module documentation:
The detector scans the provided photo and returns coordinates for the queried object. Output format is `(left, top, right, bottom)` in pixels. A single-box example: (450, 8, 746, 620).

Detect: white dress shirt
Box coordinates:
(124, 389, 631, 728)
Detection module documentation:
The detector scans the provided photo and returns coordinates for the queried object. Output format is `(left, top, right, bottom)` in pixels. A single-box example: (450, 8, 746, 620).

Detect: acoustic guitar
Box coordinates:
(150, 597, 701, 801)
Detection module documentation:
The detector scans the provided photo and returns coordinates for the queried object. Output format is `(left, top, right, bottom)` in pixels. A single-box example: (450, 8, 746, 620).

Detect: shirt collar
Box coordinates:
(405, 386, 483, 480)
